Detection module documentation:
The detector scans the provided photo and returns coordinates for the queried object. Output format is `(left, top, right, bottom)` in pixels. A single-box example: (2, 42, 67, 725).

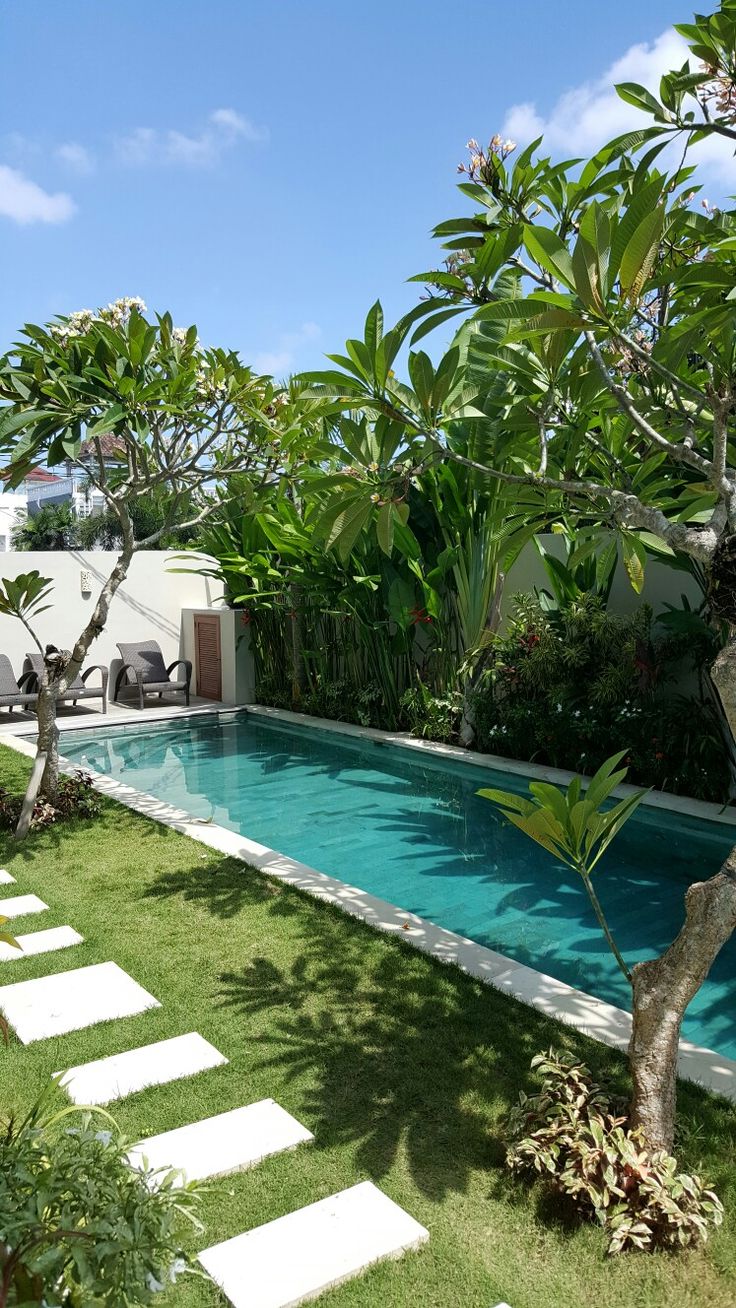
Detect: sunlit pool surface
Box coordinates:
(59, 711, 736, 1059)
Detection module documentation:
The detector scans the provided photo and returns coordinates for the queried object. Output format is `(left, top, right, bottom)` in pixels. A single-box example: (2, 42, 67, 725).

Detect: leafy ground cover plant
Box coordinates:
(0, 770, 100, 833)
(507, 1049, 724, 1255)
(400, 683, 463, 743)
(0, 1094, 205, 1307)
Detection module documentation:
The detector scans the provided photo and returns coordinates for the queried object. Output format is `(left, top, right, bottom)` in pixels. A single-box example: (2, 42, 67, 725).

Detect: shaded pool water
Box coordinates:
(59, 711, 736, 1059)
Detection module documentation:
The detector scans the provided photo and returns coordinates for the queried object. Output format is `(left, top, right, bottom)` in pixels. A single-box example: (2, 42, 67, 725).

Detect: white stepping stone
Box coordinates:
(0, 870, 15, 884)
(0, 894, 48, 920)
(198, 1180, 429, 1308)
(58, 1032, 227, 1105)
(0, 925, 82, 962)
(0, 960, 159, 1044)
(128, 1099, 313, 1187)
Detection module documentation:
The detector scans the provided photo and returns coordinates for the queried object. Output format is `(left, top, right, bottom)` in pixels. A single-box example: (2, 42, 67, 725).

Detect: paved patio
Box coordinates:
(0, 695, 223, 737)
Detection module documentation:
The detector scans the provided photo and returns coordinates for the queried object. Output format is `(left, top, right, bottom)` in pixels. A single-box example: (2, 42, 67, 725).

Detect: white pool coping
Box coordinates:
(3, 707, 736, 1104)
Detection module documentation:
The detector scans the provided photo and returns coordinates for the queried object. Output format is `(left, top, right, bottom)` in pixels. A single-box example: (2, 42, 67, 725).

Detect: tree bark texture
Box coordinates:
(628, 620, 736, 1151)
(16, 539, 135, 830)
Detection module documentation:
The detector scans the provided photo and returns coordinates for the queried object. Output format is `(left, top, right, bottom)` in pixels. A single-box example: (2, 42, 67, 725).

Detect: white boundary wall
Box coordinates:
(502, 533, 703, 623)
(0, 536, 706, 689)
(0, 551, 224, 675)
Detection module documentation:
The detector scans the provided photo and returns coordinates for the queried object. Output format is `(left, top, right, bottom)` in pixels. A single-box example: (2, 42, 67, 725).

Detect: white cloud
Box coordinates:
(210, 107, 265, 141)
(115, 127, 157, 166)
(254, 322, 321, 375)
(56, 142, 95, 174)
(0, 164, 75, 224)
(501, 29, 735, 184)
(116, 108, 267, 168)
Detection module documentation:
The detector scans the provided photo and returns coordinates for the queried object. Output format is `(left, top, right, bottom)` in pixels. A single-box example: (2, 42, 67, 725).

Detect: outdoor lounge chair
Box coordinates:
(0, 654, 38, 715)
(23, 652, 108, 714)
(112, 640, 192, 710)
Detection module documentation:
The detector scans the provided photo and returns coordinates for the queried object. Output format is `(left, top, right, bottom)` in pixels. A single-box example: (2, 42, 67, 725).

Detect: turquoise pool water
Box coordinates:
(59, 711, 736, 1059)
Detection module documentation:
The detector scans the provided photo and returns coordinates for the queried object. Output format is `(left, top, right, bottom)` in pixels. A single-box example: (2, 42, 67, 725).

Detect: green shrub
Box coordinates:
(400, 684, 462, 744)
(0, 770, 101, 833)
(507, 1050, 723, 1255)
(301, 675, 385, 727)
(472, 594, 731, 802)
(0, 1096, 206, 1306)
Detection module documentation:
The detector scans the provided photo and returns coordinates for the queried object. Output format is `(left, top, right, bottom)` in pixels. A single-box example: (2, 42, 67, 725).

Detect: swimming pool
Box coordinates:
(59, 710, 736, 1059)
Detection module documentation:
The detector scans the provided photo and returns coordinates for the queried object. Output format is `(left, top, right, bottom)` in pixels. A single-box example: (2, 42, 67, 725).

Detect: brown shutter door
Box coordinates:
(194, 614, 222, 700)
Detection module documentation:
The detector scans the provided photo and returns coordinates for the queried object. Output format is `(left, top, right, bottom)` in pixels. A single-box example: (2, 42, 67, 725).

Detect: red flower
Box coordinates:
(409, 606, 433, 626)
(240, 610, 252, 626)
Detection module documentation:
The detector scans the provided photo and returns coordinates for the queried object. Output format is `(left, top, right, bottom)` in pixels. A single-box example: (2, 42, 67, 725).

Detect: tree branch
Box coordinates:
(584, 330, 723, 486)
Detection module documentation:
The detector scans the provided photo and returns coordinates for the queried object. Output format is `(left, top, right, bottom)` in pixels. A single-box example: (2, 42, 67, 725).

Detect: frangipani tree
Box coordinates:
(299, 3, 736, 1151)
(0, 298, 285, 828)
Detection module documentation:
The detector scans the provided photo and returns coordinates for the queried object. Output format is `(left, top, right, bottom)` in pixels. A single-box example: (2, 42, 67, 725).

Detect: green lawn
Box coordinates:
(0, 743, 735, 1308)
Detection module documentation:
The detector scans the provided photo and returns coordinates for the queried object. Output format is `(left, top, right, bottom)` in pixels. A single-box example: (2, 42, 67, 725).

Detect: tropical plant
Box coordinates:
(0, 298, 284, 830)
(507, 1049, 724, 1255)
(0, 770, 100, 832)
(0, 915, 19, 953)
(298, 1, 736, 1152)
(0, 1092, 205, 1306)
(11, 503, 79, 551)
(480, 752, 646, 980)
(75, 492, 199, 550)
(471, 591, 732, 800)
(195, 359, 545, 731)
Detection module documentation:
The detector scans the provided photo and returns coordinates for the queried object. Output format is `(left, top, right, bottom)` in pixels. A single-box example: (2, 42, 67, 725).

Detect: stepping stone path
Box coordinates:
(0, 893, 48, 919)
(0, 960, 159, 1043)
(0, 925, 82, 962)
(59, 1032, 228, 1105)
(127, 1099, 314, 1187)
(4, 869, 429, 1308)
(198, 1181, 429, 1308)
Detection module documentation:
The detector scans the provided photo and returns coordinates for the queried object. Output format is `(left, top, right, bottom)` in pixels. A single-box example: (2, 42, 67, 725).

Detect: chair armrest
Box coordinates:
(166, 659, 192, 682)
(114, 662, 143, 697)
(81, 665, 109, 691)
(17, 669, 39, 693)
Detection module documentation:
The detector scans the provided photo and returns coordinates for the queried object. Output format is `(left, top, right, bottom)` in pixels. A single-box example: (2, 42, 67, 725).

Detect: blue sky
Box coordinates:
(0, 1, 714, 375)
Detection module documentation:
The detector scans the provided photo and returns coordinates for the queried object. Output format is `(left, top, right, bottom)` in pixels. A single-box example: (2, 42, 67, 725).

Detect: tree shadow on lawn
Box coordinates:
(149, 857, 736, 1213)
(144, 859, 287, 920)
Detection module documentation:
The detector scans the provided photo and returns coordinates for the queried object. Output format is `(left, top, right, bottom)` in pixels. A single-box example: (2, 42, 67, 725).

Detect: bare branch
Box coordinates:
(441, 446, 719, 563)
(584, 330, 723, 487)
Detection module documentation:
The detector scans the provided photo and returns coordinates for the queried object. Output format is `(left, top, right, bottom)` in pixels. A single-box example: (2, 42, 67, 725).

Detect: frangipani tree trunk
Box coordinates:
(628, 635, 736, 1147)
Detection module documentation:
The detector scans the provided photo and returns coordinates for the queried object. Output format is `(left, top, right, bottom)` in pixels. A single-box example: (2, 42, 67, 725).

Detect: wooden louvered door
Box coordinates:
(194, 613, 222, 700)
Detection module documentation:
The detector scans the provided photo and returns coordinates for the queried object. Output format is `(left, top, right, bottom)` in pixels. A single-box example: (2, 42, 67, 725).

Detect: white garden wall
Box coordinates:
(0, 539, 707, 700)
(503, 534, 703, 624)
(0, 551, 224, 678)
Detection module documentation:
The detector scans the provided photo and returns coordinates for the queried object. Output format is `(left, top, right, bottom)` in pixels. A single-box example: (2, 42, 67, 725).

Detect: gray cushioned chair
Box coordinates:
(112, 640, 192, 710)
(23, 652, 108, 714)
(0, 654, 38, 714)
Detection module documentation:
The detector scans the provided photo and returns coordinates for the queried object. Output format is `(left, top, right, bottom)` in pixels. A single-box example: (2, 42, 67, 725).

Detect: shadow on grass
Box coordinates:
(144, 861, 292, 920)
(145, 856, 736, 1206)
(136, 854, 736, 1216)
(219, 921, 521, 1199)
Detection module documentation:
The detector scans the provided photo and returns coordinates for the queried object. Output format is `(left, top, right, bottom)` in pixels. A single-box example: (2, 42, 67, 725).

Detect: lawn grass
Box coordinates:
(1, 743, 735, 1308)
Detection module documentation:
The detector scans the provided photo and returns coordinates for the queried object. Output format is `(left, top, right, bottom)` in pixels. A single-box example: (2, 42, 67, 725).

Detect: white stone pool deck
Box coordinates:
(3, 703, 736, 1104)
